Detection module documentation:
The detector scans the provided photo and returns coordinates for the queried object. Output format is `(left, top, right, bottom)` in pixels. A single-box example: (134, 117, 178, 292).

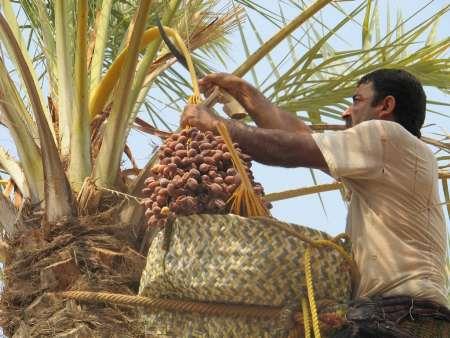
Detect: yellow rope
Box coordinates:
(253, 218, 356, 338)
(264, 219, 358, 283)
(304, 248, 321, 338)
(310, 238, 360, 291)
(55, 290, 348, 335)
(332, 232, 350, 244)
(303, 238, 352, 338)
(301, 297, 311, 338)
(311, 239, 353, 267)
(55, 291, 283, 319)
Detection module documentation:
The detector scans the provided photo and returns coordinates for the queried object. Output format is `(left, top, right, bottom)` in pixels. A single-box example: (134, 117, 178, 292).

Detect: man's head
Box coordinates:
(342, 69, 426, 137)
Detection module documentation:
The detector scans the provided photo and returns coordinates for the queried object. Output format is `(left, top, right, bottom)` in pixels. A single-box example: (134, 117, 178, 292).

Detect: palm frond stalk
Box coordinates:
(0, 13, 73, 223)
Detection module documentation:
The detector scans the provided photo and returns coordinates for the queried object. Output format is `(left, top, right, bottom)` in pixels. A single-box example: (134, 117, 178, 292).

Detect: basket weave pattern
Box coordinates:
(139, 214, 352, 337)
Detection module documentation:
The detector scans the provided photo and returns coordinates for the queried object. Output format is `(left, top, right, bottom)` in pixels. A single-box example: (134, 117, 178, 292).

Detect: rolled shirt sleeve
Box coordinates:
(311, 120, 385, 180)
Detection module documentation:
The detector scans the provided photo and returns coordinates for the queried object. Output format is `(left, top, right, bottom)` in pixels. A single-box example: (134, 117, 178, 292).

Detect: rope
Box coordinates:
(54, 291, 283, 319)
(304, 248, 321, 338)
(301, 236, 353, 338)
(55, 290, 348, 337)
(311, 239, 353, 265)
(301, 297, 311, 338)
(265, 218, 358, 282)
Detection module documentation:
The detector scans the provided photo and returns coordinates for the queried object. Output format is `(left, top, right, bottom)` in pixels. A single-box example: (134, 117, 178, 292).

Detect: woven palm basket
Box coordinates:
(139, 214, 353, 337)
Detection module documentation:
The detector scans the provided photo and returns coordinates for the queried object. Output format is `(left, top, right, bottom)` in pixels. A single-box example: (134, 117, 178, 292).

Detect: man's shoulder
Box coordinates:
(367, 121, 436, 167)
(374, 121, 430, 149)
(340, 120, 390, 136)
(356, 119, 403, 134)
(358, 120, 425, 146)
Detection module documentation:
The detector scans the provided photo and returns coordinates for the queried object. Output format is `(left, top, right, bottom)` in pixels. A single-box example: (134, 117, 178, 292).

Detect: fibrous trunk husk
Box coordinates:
(0, 209, 146, 337)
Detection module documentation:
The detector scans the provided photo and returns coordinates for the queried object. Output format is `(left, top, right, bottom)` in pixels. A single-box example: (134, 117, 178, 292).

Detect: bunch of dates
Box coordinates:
(142, 127, 270, 228)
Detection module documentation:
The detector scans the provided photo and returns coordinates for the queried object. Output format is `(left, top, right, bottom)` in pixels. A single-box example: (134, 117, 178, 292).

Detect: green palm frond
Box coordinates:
(0, 57, 43, 203)
(0, 12, 72, 222)
(92, 0, 152, 188)
(264, 3, 449, 123)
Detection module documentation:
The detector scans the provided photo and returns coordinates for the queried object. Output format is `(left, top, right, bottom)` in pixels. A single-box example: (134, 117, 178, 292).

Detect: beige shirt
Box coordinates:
(312, 120, 448, 306)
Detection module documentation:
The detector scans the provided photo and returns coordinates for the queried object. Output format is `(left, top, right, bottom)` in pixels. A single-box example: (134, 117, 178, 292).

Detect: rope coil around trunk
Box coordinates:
(54, 291, 348, 338)
(54, 291, 284, 319)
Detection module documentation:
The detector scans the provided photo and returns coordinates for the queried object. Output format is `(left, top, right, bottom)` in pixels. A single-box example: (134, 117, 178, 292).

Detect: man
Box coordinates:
(181, 69, 449, 337)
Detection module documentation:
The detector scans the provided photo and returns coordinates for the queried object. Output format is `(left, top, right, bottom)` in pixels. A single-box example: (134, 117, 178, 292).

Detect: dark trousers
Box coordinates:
(330, 296, 450, 338)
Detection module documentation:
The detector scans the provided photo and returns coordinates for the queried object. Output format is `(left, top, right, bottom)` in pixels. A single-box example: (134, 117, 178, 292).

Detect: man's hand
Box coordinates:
(199, 73, 268, 113)
(180, 104, 222, 132)
(199, 73, 249, 98)
(199, 73, 311, 133)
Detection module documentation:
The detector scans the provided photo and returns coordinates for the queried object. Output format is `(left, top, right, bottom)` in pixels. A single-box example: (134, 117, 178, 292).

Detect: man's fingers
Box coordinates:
(199, 73, 244, 105)
(180, 115, 188, 128)
(199, 83, 215, 97)
(180, 114, 189, 128)
(180, 104, 195, 127)
(199, 73, 235, 90)
(198, 76, 214, 90)
(199, 76, 218, 96)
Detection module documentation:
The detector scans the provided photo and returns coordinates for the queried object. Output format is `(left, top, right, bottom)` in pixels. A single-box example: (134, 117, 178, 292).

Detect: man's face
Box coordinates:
(342, 82, 381, 128)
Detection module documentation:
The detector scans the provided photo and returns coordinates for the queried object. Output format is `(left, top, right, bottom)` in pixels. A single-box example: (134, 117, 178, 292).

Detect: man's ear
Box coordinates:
(378, 95, 396, 120)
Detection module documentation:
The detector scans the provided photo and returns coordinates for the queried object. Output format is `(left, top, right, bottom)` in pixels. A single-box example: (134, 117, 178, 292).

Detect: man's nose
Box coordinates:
(342, 107, 351, 119)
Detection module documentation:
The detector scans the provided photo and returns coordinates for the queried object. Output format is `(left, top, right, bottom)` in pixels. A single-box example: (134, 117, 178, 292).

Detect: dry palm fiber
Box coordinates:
(0, 214, 146, 337)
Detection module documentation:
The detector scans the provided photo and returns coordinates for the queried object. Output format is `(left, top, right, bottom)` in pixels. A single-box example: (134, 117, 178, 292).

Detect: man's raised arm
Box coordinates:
(181, 104, 327, 170)
(199, 73, 312, 134)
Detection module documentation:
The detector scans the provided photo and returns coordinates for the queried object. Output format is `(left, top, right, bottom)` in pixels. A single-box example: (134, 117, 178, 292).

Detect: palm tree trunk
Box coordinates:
(1, 210, 146, 337)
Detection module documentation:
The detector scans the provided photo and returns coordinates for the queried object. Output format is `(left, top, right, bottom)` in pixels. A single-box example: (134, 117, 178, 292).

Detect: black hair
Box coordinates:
(357, 69, 426, 138)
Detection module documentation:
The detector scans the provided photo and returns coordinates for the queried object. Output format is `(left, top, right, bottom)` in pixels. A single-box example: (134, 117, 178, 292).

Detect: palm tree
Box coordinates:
(0, 0, 244, 335)
(0, 0, 448, 336)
